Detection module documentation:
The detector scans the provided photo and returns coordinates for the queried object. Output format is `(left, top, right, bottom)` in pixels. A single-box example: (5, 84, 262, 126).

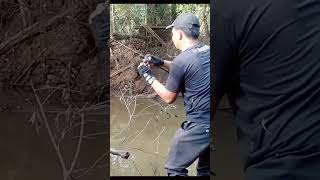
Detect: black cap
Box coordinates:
(166, 13, 200, 33)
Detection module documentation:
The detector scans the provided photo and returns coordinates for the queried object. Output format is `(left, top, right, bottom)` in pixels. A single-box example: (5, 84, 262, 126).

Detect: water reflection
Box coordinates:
(110, 97, 197, 176)
(1, 90, 107, 180)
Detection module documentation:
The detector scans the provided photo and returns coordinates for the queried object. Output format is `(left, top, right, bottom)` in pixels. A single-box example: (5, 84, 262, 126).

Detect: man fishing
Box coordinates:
(137, 13, 210, 176)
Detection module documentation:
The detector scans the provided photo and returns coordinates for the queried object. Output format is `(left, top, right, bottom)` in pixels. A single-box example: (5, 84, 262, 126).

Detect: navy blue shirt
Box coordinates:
(214, 0, 320, 178)
(166, 43, 210, 123)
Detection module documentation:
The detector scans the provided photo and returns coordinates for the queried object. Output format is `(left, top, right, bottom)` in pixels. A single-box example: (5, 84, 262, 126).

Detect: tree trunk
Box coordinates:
(111, 4, 116, 34)
(202, 4, 210, 38)
(146, 4, 156, 25)
(144, 4, 148, 24)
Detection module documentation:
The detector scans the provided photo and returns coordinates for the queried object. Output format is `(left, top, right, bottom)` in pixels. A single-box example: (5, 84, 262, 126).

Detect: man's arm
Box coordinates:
(138, 55, 183, 104)
(162, 60, 172, 70)
(137, 63, 179, 104)
(151, 80, 178, 104)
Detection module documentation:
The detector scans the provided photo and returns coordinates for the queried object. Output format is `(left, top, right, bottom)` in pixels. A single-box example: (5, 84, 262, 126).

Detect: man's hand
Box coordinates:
(137, 63, 156, 85)
(138, 63, 178, 104)
(143, 54, 164, 66)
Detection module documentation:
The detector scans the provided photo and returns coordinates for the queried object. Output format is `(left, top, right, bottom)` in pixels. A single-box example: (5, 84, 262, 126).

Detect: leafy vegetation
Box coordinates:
(111, 4, 210, 39)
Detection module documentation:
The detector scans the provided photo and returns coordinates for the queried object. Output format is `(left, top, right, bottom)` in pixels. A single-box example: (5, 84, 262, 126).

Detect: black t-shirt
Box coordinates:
(166, 43, 210, 123)
(214, 0, 320, 174)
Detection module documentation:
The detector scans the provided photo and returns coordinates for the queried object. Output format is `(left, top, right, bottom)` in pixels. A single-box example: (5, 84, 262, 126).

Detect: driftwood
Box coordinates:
(110, 38, 144, 57)
(0, 5, 79, 55)
(110, 148, 130, 159)
(133, 25, 167, 29)
(112, 93, 158, 100)
(14, 59, 38, 83)
(111, 33, 146, 40)
(110, 64, 133, 78)
(142, 25, 166, 46)
(136, 93, 157, 98)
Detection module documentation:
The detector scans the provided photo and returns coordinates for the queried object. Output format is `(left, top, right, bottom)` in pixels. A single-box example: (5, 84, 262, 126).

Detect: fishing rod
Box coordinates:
(110, 38, 169, 73)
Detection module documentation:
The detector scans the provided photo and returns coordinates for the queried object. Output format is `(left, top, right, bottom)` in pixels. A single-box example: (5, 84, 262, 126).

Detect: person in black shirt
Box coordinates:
(138, 13, 210, 176)
(213, 0, 320, 179)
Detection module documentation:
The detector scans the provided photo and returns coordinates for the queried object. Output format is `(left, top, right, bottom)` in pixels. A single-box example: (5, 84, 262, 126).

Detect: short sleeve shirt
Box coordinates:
(214, 0, 320, 170)
(166, 43, 210, 123)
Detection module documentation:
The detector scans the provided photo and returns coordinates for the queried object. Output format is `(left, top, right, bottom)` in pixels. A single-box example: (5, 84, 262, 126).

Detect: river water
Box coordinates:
(1, 90, 202, 178)
(110, 97, 198, 176)
(1, 90, 107, 180)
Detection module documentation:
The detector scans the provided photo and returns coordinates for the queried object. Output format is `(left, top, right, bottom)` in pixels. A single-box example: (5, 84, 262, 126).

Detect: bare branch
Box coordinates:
(67, 112, 85, 178)
(73, 152, 107, 179)
(31, 83, 68, 179)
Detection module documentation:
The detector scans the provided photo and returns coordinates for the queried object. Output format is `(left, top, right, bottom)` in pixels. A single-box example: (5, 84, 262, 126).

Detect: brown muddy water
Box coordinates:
(1, 90, 107, 180)
(110, 97, 198, 176)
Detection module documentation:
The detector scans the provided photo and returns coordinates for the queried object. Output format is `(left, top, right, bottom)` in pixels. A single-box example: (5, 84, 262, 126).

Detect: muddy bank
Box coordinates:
(1, 1, 109, 179)
(110, 27, 179, 96)
(0, 0, 108, 104)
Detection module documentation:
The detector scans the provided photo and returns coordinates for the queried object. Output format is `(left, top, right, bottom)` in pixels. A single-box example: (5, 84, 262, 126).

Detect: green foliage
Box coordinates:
(111, 3, 210, 41)
(112, 4, 146, 34)
(130, 4, 146, 26)
(175, 4, 210, 26)
(175, 4, 210, 40)
(176, 4, 197, 14)
(154, 4, 172, 25)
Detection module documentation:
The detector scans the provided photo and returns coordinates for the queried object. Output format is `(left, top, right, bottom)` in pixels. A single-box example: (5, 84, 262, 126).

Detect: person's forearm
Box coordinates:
(162, 60, 172, 70)
(151, 80, 177, 104)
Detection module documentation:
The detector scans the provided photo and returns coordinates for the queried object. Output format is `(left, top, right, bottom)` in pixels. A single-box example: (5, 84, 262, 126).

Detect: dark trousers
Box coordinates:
(165, 121, 210, 176)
